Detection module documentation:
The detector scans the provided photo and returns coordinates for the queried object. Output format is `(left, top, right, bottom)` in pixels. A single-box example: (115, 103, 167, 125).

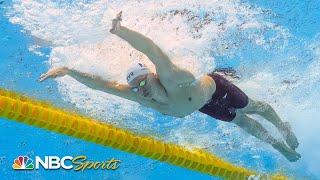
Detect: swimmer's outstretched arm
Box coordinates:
(39, 67, 162, 109)
(110, 11, 195, 85)
(110, 12, 171, 69)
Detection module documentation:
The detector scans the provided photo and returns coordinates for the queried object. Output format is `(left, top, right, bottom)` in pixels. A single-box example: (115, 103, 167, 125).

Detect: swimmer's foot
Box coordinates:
(272, 141, 301, 162)
(279, 122, 299, 150)
(110, 11, 122, 34)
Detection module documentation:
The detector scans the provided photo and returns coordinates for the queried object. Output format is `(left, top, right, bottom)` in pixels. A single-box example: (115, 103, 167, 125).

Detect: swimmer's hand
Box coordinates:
(39, 67, 69, 82)
(110, 11, 122, 34)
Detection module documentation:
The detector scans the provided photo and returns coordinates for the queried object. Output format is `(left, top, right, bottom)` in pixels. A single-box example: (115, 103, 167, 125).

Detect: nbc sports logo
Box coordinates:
(12, 156, 34, 170)
(11, 155, 120, 171)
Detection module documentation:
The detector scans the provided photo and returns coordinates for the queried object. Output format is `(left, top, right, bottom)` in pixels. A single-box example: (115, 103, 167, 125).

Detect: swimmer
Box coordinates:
(39, 11, 300, 162)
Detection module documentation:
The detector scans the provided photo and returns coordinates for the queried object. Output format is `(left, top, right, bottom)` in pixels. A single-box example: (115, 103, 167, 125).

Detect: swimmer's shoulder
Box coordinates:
(195, 74, 216, 95)
(197, 74, 216, 87)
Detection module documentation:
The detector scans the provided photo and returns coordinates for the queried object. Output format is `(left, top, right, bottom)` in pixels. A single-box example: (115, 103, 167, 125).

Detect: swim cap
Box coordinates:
(126, 63, 150, 85)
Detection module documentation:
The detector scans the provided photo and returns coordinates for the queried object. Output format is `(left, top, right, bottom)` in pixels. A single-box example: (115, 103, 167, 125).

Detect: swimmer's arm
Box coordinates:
(114, 26, 195, 84)
(114, 26, 171, 68)
(67, 69, 163, 108)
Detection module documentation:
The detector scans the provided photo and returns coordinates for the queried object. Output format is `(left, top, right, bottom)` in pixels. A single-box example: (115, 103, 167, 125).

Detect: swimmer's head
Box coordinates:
(126, 63, 167, 101)
(126, 63, 150, 86)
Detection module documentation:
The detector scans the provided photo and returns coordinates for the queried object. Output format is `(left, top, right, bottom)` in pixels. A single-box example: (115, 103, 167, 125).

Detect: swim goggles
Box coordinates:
(131, 79, 146, 93)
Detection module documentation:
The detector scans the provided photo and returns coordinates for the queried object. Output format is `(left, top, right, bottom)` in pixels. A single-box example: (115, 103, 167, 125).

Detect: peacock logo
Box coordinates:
(12, 156, 34, 170)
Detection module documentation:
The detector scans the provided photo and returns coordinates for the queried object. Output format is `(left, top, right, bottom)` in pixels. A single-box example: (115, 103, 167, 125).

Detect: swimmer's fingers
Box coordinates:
(39, 71, 56, 82)
(116, 11, 122, 21)
(39, 73, 51, 82)
(110, 11, 122, 34)
(39, 67, 68, 82)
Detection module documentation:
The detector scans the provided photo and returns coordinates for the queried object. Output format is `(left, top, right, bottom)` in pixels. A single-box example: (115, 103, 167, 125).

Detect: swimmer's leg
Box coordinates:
(232, 113, 301, 162)
(240, 98, 299, 150)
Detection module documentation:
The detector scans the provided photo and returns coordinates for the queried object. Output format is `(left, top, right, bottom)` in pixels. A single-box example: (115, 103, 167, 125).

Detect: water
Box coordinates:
(1, 0, 320, 179)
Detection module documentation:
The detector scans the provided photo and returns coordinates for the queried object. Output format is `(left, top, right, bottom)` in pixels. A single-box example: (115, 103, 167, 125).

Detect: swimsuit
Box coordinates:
(199, 73, 248, 122)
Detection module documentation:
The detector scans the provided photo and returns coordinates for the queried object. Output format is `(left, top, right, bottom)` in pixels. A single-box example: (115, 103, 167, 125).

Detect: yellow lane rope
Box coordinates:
(0, 88, 287, 180)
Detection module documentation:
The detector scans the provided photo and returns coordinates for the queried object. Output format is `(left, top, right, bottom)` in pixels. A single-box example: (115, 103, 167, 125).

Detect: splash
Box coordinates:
(5, 0, 320, 178)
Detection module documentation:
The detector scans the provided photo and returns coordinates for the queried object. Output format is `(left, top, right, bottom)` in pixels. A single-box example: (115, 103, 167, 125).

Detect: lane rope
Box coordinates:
(0, 88, 287, 179)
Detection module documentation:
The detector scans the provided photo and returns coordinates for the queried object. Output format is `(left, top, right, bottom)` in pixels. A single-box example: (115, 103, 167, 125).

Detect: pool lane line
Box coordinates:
(0, 88, 288, 180)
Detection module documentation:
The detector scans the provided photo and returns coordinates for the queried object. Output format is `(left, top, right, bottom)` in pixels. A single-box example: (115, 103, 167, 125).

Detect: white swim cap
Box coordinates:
(126, 63, 150, 84)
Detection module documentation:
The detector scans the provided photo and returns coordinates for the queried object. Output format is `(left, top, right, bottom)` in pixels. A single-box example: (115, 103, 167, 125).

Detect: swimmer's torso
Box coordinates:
(139, 74, 216, 117)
